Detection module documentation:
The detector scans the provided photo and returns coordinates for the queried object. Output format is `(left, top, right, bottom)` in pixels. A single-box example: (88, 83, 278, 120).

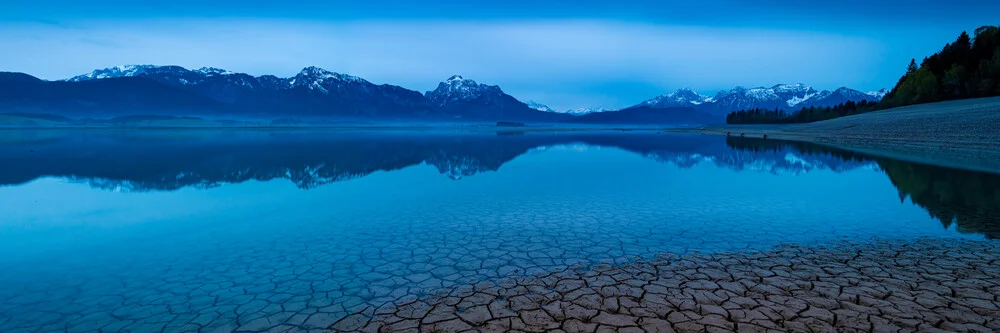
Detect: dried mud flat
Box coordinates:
(331, 239, 1000, 333)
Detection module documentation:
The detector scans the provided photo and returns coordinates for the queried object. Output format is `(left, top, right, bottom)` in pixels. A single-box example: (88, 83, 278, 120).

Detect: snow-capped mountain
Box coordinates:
(195, 67, 235, 75)
(867, 88, 890, 100)
(40, 66, 571, 121)
(32, 65, 436, 119)
(67, 65, 370, 92)
(803, 87, 882, 108)
(524, 100, 614, 115)
(640, 88, 714, 108)
(292, 66, 369, 88)
(66, 65, 162, 82)
(706, 84, 821, 114)
(9, 64, 892, 124)
(632, 83, 887, 116)
(563, 107, 615, 115)
(525, 100, 556, 112)
(425, 75, 506, 106)
(531, 83, 888, 119)
(425, 75, 571, 122)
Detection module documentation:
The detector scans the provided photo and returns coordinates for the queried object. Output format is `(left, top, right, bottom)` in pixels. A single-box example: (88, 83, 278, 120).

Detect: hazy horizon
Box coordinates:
(2, 0, 996, 110)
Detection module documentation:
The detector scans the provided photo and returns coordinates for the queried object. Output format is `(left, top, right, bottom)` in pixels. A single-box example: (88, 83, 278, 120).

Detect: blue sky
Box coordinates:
(1, 0, 996, 110)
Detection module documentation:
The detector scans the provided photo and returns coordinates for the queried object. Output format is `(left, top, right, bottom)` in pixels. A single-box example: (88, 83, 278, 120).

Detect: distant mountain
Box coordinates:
(4, 64, 888, 125)
(524, 101, 613, 115)
(61, 65, 438, 119)
(640, 88, 714, 108)
(525, 101, 556, 112)
(66, 64, 163, 81)
(4, 65, 441, 120)
(632, 84, 886, 116)
(802, 87, 883, 108)
(700, 84, 818, 115)
(566, 106, 716, 125)
(563, 107, 615, 115)
(0, 72, 227, 117)
(425, 75, 571, 122)
(278, 67, 437, 119)
(866, 88, 890, 100)
(528, 84, 886, 120)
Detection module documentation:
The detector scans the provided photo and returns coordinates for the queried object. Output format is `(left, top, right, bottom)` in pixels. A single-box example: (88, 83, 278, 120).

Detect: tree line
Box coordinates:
(725, 100, 878, 124)
(727, 25, 1000, 124)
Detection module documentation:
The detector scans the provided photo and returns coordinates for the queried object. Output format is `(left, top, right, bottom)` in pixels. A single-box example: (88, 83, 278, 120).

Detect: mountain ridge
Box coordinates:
(634, 84, 887, 116)
(5, 65, 884, 124)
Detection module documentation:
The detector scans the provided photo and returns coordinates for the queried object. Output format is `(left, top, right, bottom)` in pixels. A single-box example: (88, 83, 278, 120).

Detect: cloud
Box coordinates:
(0, 19, 882, 109)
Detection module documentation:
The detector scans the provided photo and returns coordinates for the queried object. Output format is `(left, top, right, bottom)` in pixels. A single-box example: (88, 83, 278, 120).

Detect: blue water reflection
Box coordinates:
(0, 130, 994, 332)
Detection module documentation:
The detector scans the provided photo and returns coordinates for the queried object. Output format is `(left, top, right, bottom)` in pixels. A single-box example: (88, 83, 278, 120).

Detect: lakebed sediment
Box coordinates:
(332, 238, 1000, 333)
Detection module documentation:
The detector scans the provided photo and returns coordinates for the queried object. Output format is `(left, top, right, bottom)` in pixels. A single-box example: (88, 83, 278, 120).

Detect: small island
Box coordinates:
(495, 121, 525, 127)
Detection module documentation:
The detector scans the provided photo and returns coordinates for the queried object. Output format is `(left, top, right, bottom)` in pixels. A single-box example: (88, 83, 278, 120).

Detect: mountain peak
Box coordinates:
(66, 64, 161, 82)
(196, 67, 234, 75)
(298, 66, 332, 77)
(671, 88, 704, 98)
(639, 88, 712, 108)
(296, 66, 367, 84)
(771, 83, 809, 90)
(563, 107, 614, 115)
(440, 75, 480, 87)
(867, 88, 890, 100)
(426, 75, 501, 102)
(525, 100, 555, 112)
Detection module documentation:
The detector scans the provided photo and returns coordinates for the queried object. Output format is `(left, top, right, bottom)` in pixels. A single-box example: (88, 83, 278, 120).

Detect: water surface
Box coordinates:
(0, 129, 996, 332)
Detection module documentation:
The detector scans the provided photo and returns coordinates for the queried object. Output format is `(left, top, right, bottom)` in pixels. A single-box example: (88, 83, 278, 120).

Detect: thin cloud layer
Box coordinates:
(3, 19, 883, 109)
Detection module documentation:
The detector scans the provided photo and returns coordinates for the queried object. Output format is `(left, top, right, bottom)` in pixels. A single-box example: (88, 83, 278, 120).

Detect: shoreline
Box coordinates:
(332, 238, 1000, 332)
(5, 97, 998, 174)
(672, 97, 1000, 175)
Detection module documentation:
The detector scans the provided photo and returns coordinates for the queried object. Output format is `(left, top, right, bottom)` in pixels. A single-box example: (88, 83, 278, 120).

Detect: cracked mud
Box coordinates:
(333, 239, 1000, 333)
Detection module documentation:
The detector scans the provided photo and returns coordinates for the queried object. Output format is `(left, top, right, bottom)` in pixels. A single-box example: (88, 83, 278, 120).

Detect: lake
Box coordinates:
(1, 129, 998, 332)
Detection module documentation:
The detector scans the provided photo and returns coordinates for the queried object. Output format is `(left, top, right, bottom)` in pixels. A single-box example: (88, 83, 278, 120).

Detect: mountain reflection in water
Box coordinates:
(1, 129, 997, 238)
(0, 130, 873, 191)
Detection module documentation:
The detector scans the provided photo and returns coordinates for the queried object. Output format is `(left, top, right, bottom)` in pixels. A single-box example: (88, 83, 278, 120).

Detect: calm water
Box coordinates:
(1, 129, 997, 332)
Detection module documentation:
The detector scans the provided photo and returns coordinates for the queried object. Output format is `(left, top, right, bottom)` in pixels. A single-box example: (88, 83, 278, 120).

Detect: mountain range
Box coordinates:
(3, 65, 570, 122)
(0, 65, 886, 124)
(526, 101, 614, 115)
(635, 85, 889, 116)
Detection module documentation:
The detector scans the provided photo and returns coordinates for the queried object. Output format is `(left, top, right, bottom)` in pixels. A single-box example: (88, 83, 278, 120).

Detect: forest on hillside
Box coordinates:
(727, 25, 1000, 124)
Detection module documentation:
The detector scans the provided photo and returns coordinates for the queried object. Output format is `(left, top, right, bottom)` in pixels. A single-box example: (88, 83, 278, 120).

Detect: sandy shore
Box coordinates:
(332, 238, 1000, 333)
(678, 97, 1000, 174)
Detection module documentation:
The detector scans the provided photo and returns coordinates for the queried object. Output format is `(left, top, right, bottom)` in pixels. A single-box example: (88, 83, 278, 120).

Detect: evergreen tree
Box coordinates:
(907, 58, 919, 74)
